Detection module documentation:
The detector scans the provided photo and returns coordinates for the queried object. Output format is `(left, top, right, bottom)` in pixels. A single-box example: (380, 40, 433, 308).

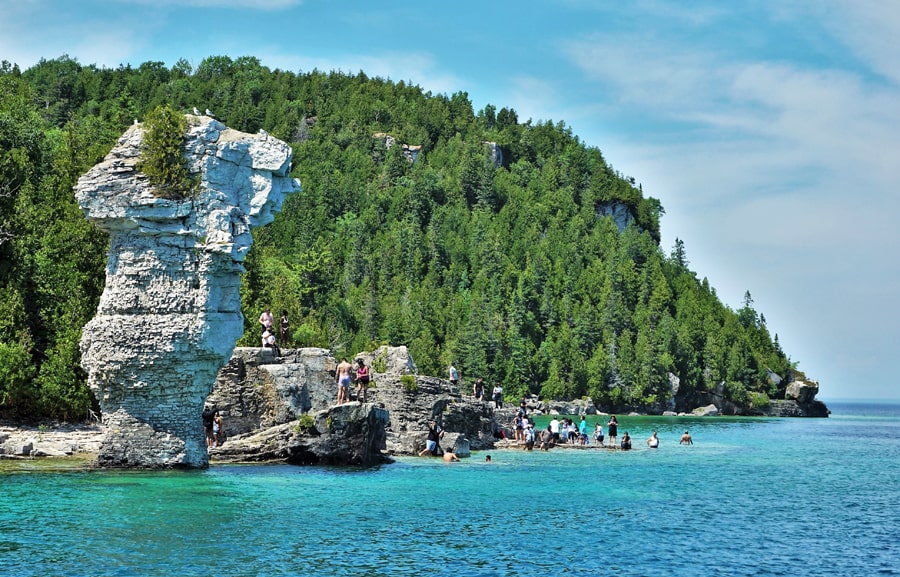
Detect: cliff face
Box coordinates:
(75, 116, 300, 468)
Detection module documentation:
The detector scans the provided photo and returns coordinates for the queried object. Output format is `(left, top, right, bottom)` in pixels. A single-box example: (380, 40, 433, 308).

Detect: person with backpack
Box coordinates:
(202, 405, 216, 450)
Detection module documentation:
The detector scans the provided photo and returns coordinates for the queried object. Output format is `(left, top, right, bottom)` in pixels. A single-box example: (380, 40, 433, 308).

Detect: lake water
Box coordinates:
(1, 402, 898, 577)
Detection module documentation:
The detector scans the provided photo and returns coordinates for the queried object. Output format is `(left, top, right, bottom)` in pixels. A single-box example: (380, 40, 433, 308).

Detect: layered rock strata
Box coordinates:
(75, 115, 300, 468)
(206, 345, 501, 462)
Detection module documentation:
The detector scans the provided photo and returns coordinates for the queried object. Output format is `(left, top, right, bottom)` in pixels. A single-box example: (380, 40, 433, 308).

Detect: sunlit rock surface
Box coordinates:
(75, 115, 300, 468)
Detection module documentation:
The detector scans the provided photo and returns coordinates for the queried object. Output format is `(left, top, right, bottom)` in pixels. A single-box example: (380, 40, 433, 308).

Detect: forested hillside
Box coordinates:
(0, 55, 796, 421)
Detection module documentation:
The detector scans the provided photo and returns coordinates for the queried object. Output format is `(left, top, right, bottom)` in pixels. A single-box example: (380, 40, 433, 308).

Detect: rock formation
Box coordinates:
(75, 115, 300, 468)
(205, 345, 503, 462)
(211, 402, 390, 466)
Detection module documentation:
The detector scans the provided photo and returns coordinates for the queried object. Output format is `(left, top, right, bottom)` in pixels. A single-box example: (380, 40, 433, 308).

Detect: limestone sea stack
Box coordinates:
(75, 115, 300, 468)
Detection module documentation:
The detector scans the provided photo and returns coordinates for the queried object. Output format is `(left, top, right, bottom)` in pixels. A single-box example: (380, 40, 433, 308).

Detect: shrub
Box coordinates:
(400, 374, 417, 393)
(750, 392, 770, 409)
(372, 351, 388, 373)
(296, 413, 315, 430)
(139, 105, 195, 200)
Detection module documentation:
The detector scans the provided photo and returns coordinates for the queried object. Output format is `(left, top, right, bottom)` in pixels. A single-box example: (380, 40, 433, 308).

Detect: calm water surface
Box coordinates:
(1, 402, 898, 577)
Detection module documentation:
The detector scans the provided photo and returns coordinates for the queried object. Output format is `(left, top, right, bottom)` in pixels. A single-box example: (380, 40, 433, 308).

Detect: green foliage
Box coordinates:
(139, 105, 193, 199)
(750, 392, 770, 409)
(400, 374, 418, 393)
(0, 340, 37, 417)
(296, 413, 315, 430)
(0, 55, 800, 420)
(371, 351, 388, 373)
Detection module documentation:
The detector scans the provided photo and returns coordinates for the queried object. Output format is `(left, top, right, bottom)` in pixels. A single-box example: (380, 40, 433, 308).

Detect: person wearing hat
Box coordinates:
(262, 328, 279, 357)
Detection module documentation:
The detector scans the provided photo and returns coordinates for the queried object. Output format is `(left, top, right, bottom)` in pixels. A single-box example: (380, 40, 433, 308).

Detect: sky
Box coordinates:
(2, 0, 898, 401)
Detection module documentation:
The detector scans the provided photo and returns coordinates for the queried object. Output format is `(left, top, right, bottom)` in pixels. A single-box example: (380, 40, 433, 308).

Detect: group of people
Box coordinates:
(516, 413, 694, 452)
(263, 309, 376, 406)
(201, 405, 225, 450)
(259, 308, 289, 357)
(451, 364, 504, 408)
(335, 356, 371, 404)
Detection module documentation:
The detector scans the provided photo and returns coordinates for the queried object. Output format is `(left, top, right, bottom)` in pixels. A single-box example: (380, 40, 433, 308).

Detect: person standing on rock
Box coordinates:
(524, 423, 536, 451)
(473, 377, 485, 401)
(607, 415, 619, 449)
(335, 357, 352, 405)
(492, 382, 503, 409)
(213, 411, 224, 447)
(202, 405, 216, 450)
(354, 358, 370, 403)
(279, 310, 289, 344)
(539, 425, 553, 450)
(449, 363, 459, 387)
(593, 422, 605, 447)
(549, 416, 560, 443)
(259, 308, 274, 333)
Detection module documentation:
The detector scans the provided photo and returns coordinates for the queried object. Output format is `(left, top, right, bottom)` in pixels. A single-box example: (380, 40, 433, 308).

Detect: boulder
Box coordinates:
(544, 399, 597, 416)
(3, 440, 33, 457)
(785, 379, 819, 404)
(207, 347, 337, 439)
(210, 402, 390, 466)
(692, 404, 719, 417)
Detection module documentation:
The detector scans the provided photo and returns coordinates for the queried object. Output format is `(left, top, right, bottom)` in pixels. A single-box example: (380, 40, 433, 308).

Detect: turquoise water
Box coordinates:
(2, 402, 898, 577)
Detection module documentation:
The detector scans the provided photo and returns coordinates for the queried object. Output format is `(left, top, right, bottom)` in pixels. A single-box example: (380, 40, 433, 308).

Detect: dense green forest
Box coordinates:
(0, 55, 797, 421)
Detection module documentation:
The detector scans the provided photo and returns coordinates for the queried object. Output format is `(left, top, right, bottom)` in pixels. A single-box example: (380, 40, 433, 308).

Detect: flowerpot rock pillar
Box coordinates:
(75, 115, 300, 468)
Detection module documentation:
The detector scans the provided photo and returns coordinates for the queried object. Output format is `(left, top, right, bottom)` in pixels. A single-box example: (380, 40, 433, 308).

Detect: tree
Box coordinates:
(0, 58, 804, 418)
(139, 105, 193, 199)
(670, 237, 689, 268)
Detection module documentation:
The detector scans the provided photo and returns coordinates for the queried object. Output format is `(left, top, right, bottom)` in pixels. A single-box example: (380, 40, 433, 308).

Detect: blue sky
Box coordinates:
(3, 0, 899, 401)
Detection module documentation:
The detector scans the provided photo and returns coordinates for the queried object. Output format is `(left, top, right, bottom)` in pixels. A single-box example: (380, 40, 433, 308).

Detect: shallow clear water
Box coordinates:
(1, 402, 898, 577)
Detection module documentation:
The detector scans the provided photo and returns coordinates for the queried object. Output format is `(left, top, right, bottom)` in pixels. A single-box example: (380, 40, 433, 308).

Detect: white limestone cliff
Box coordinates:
(75, 115, 300, 468)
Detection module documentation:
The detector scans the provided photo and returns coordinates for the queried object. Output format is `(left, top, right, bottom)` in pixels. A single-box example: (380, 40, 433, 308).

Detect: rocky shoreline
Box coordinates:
(0, 422, 103, 460)
(1, 345, 828, 467)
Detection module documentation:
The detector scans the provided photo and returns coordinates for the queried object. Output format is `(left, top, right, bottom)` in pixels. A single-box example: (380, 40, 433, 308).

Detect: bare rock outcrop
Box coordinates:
(206, 345, 501, 460)
(211, 402, 390, 466)
(75, 115, 300, 468)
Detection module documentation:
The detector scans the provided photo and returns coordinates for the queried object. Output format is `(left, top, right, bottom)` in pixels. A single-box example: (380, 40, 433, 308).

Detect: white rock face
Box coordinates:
(596, 201, 635, 232)
(75, 116, 300, 468)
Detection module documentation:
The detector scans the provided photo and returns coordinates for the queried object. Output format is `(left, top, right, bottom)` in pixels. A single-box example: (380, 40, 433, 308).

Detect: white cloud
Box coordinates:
(557, 3, 900, 399)
(816, 0, 900, 84)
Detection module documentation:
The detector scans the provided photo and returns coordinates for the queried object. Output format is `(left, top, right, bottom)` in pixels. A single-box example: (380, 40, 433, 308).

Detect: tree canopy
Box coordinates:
(0, 55, 796, 421)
